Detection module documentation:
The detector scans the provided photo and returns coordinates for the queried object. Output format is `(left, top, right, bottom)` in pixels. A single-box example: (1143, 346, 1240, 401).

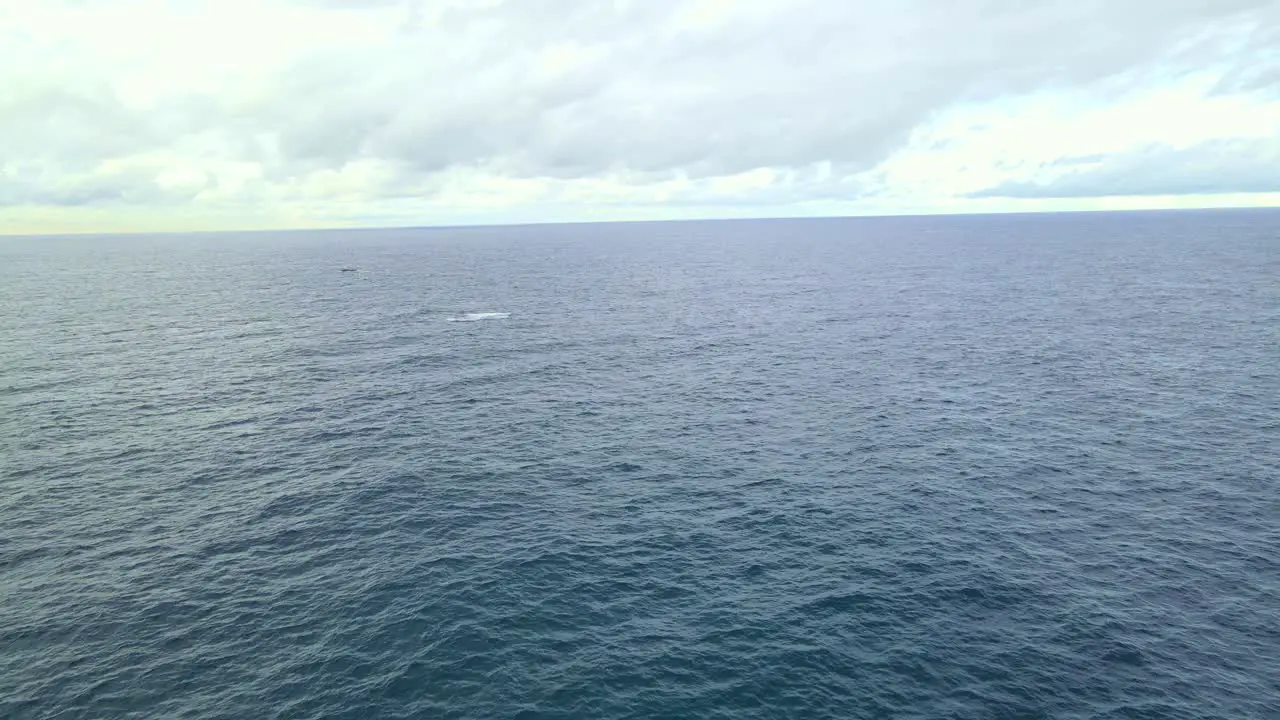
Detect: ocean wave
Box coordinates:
(445, 312, 510, 322)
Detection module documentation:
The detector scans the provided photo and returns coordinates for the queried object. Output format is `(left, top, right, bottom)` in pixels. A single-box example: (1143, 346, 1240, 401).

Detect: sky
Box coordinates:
(1, 0, 1279, 234)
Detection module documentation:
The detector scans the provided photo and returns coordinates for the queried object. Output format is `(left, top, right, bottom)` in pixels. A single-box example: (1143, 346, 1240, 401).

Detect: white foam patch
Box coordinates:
(446, 312, 510, 322)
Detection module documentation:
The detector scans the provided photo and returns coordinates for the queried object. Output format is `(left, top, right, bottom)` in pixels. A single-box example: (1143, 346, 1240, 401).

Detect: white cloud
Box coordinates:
(1, 0, 1278, 234)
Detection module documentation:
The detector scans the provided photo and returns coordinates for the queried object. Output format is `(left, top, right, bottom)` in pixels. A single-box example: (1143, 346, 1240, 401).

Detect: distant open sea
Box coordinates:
(2, 210, 1278, 719)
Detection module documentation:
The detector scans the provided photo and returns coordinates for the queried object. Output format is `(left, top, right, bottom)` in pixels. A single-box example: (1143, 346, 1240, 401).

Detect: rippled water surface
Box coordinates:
(2, 210, 1278, 719)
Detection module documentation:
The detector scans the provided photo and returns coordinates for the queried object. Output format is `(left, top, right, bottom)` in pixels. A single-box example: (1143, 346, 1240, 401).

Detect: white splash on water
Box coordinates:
(446, 312, 510, 322)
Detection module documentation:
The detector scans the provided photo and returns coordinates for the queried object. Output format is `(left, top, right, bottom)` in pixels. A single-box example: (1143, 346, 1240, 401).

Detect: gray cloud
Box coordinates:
(2, 0, 1277, 214)
(0, 78, 160, 168)
(1211, 5, 1280, 94)
(255, 0, 1273, 181)
(0, 159, 203, 207)
(299, 0, 1269, 171)
(971, 139, 1280, 198)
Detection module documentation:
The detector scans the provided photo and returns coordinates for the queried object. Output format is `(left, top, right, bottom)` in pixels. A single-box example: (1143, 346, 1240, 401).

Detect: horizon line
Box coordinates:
(2, 204, 1277, 240)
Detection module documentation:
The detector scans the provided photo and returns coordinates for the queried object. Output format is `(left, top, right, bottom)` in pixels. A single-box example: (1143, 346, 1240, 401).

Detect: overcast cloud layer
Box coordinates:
(2, 0, 1279, 233)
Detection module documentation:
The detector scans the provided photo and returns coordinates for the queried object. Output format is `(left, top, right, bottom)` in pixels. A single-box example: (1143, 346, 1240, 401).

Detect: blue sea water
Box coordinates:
(1, 209, 1278, 719)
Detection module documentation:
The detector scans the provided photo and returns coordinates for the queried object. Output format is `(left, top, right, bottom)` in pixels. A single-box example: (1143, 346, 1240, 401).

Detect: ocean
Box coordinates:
(2, 209, 1277, 719)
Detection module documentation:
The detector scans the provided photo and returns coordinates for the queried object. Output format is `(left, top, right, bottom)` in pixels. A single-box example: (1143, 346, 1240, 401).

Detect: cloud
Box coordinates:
(971, 139, 1280, 198)
(248, 0, 1272, 179)
(1, 0, 1278, 232)
(1209, 4, 1280, 94)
